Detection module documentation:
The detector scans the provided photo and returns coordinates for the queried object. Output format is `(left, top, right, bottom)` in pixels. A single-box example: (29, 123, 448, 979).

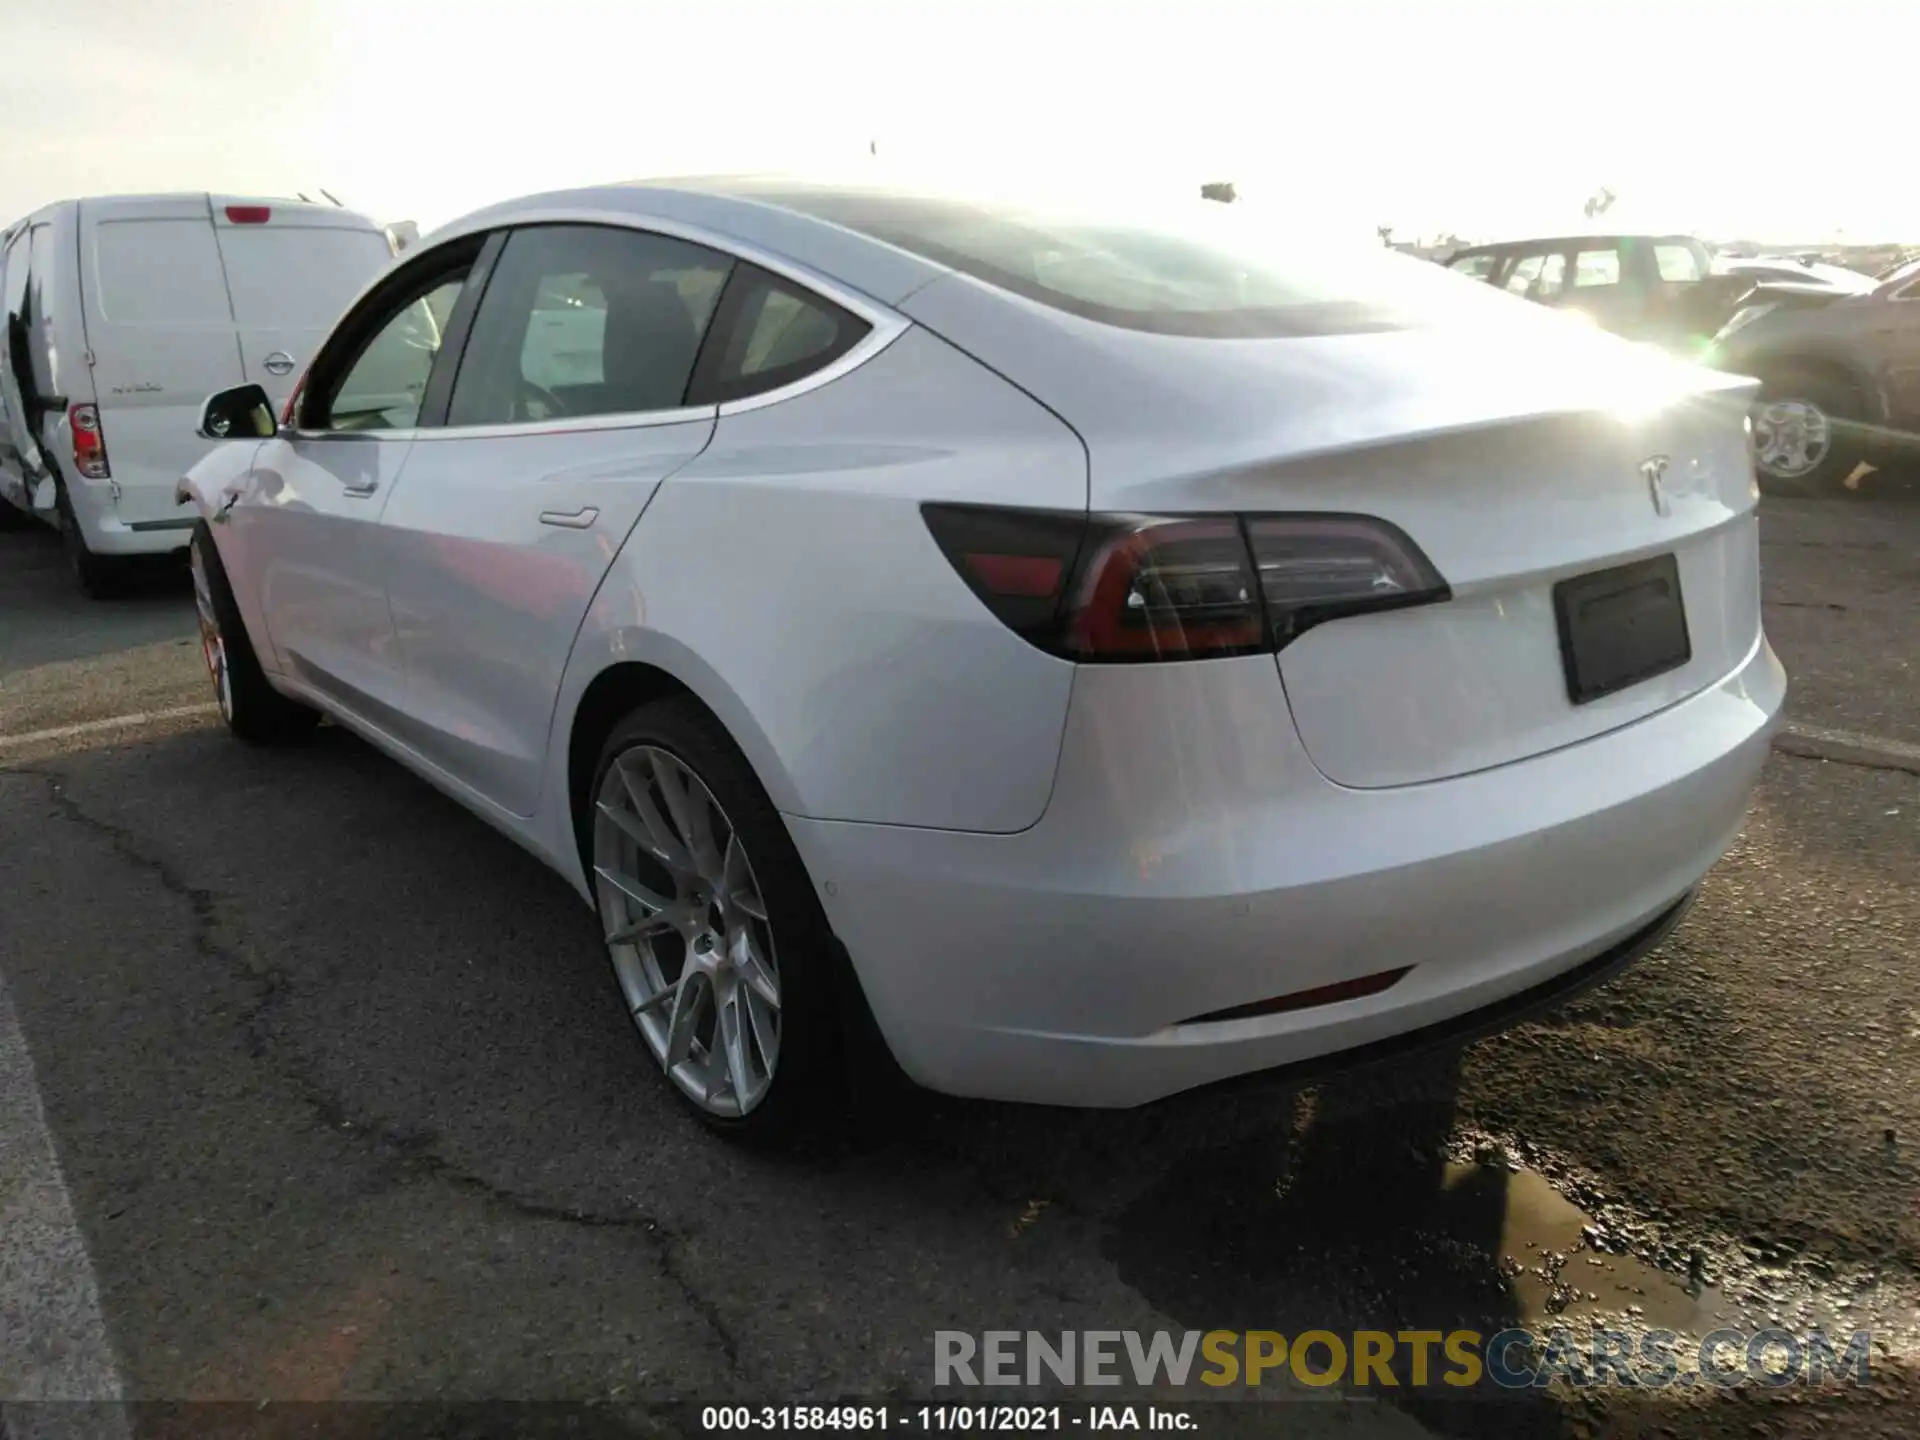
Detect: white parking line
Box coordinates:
(0, 970, 130, 1432)
(0, 705, 217, 754)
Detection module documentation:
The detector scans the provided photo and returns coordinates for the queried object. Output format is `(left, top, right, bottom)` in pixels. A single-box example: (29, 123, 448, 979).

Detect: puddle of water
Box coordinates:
(1445, 1163, 1729, 1333)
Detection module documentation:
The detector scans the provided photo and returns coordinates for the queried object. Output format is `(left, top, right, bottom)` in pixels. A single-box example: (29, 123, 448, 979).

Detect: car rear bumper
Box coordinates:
(787, 633, 1785, 1108)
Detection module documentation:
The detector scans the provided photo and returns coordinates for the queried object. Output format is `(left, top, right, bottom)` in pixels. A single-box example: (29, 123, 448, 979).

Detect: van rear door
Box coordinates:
(79, 196, 242, 531)
(210, 199, 394, 409)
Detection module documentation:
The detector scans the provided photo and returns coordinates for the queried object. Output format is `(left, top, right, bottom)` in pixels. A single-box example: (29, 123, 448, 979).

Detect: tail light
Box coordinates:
(922, 503, 1448, 662)
(69, 403, 110, 479)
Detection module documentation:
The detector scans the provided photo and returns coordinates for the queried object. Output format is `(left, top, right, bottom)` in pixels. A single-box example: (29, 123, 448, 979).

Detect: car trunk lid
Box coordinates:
(904, 276, 1764, 786)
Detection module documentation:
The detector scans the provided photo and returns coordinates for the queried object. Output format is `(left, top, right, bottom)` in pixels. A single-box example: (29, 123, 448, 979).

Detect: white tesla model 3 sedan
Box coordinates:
(178, 179, 1786, 1137)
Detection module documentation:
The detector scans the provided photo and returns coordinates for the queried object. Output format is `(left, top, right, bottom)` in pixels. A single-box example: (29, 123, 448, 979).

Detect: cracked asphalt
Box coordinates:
(1, 487, 1916, 1440)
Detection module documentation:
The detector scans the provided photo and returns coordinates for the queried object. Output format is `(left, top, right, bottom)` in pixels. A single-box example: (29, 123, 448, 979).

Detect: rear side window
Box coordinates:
(448, 225, 732, 427)
(1653, 243, 1706, 283)
(90, 219, 230, 325)
(1572, 248, 1621, 287)
(220, 227, 392, 327)
(688, 265, 869, 404)
(758, 187, 1517, 338)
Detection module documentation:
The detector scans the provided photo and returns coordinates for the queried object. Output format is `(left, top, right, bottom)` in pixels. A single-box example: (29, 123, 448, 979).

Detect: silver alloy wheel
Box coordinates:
(1752, 399, 1832, 480)
(189, 539, 233, 722)
(593, 744, 781, 1117)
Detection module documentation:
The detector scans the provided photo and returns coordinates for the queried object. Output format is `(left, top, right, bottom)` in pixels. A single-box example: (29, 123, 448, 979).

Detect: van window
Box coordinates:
(26, 225, 58, 391)
(92, 219, 231, 325)
(221, 227, 393, 327)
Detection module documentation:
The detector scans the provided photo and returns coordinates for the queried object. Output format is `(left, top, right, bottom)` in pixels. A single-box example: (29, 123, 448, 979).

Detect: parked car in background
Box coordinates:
(1708, 258, 1920, 491)
(0, 194, 394, 594)
(177, 179, 1780, 1138)
(1715, 255, 1877, 295)
(1443, 232, 1751, 352)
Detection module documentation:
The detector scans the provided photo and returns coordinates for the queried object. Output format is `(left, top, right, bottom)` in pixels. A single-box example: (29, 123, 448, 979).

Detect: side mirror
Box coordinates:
(199, 384, 278, 440)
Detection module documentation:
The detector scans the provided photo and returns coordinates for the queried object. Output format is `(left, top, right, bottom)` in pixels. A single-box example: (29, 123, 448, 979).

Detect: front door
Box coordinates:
(378, 222, 734, 815)
(232, 244, 480, 728)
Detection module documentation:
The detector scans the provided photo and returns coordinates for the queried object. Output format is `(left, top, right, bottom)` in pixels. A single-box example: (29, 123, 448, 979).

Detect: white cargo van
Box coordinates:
(0, 194, 394, 595)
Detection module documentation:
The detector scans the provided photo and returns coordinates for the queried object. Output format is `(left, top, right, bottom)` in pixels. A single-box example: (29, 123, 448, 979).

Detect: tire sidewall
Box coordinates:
(590, 699, 841, 1140)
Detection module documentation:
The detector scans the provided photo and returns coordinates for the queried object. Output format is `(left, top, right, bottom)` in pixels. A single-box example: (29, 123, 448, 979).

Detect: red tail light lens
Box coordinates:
(1244, 514, 1448, 646)
(69, 403, 110, 479)
(225, 205, 271, 224)
(1065, 517, 1263, 660)
(922, 504, 1449, 663)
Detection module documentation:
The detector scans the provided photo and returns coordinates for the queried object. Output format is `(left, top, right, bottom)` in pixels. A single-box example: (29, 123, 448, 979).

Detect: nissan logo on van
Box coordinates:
(262, 351, 296, 377)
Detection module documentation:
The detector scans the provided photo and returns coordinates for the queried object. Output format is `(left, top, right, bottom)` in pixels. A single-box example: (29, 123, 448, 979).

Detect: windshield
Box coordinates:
(762, 186, 1528, 339)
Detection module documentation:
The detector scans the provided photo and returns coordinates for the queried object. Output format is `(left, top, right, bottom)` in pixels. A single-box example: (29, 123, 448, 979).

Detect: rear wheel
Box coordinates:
(1752, 366, 1866, 495)
(54, 483, 131, 597)
(189, 522, 320, 744)
(589, 698, 842, 1141)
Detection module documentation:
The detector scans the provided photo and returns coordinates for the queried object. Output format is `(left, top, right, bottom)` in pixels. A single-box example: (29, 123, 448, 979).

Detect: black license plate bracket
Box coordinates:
(1553, 554, 1691, 705)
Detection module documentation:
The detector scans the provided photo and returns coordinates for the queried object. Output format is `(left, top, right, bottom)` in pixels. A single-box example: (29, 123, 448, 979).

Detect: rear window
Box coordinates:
(762, 188, 1512, 338)
(91, 219, 230, 325)
(220, 227, 392, 327)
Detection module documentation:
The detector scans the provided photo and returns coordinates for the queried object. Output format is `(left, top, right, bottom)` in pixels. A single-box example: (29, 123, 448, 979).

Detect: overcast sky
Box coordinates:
(4, 0, 1913, 244)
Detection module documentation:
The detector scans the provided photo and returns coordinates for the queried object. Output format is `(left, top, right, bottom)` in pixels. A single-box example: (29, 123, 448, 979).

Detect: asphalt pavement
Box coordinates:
(0, 491, 1916, 1440)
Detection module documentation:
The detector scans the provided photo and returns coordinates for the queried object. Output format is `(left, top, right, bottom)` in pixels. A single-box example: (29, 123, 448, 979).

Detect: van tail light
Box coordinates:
(69, 403, 111, 479)
(921, 503, 1448, 662)
(225, 205, 271, 224)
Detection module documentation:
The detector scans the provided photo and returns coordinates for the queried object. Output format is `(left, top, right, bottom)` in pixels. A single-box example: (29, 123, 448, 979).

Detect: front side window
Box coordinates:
(689, 265, 868, 405)
(321, 270, 469, 432)
(1502, 253, 1549, 295)
(448, 225, 732, 427)
(1447, 253, 1496, 282)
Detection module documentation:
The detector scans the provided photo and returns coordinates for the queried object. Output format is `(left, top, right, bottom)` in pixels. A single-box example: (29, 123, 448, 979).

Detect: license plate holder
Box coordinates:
(1553, 554, 1691, 705)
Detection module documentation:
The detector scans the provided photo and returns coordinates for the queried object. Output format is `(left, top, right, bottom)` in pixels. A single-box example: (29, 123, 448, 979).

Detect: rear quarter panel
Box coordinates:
(550, 324, 1089, 836)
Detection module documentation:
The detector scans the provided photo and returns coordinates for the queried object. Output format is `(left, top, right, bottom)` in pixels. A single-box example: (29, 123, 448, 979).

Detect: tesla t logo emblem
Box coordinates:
(1641, 455, 1673, 516)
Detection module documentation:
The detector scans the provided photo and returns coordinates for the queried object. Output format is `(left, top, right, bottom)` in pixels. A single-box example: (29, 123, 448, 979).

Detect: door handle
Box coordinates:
(539, 506, 599, 529)
(342, 479, 379, 497)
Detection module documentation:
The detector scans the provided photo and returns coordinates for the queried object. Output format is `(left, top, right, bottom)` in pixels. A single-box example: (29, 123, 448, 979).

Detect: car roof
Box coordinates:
(424, 177, 958, 307)
(1448, 232, 1701, 256)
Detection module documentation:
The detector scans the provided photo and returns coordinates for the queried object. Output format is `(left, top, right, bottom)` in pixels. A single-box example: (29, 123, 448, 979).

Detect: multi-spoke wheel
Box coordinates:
(1753, 368, 1864, 494)
(588, 699, 842, 1137)
(188, 522, 320, 744)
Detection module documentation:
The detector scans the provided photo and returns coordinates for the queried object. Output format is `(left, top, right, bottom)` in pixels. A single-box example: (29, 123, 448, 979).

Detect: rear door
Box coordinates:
(79, 196, 240, 530)
(210, 200, 394, 411)
(376, 222, 735, 815)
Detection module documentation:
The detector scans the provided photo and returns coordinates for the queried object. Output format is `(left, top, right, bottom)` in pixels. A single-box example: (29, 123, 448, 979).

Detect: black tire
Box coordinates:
(54, 482, 131, 597)
(189, 522, 320, 744)
(1752, 365, 1868, 496)
(0, 492, 33, 530)
(588, 697, 846, 1142)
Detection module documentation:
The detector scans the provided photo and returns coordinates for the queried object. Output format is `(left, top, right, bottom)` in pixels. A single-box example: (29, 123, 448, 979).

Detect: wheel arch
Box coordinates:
(1747, 347, 1888, 424)
(560, 642, 805, 882)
